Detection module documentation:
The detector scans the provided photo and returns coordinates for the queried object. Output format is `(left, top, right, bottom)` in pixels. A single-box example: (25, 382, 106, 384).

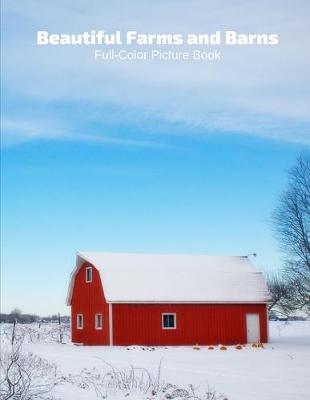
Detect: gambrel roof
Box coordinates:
(67, 252, 269, 305)
(67, 252, 270, 305)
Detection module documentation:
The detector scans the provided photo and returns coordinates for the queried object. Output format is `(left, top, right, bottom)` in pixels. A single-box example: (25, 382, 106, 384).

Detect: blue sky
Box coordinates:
(1, 0, 310, 315)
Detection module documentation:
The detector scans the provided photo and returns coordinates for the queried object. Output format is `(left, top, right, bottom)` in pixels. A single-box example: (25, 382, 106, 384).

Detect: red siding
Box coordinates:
(71, 263, 109, 345)
(70, 264, 268, 346)
(112, 303, 267, 346)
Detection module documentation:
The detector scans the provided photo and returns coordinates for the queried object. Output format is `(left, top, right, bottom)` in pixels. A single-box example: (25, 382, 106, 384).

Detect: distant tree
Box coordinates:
(8, 309, 38, 323)
(10, 308, 22, 316)
(273, 153, 310, 314)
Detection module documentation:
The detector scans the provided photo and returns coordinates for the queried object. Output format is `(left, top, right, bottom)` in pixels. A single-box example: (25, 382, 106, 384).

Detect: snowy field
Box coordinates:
(1, 321, 310, 400)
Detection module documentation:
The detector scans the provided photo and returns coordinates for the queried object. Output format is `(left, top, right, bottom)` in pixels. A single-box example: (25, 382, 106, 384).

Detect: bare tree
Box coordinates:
(273, 153, 310, 313)
(267, 273, 297, 316)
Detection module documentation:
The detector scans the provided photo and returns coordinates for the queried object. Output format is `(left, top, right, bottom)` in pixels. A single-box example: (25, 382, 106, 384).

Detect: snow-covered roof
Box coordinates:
(66, 252, 270, 305)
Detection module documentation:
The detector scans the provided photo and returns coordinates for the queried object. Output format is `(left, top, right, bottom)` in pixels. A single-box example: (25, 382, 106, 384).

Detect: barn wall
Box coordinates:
(71, 263, 109, 345)
(112, 303, 267, 346)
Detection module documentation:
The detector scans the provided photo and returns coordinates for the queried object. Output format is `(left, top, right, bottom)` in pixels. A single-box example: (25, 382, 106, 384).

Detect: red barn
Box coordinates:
(67, 252, 270, 346)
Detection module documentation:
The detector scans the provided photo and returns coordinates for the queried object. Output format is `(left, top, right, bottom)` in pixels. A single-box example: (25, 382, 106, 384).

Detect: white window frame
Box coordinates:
(162, 313, 177, 330)
(77, 314, 84, 330)
(85, 266, 93, 283)
(95, 313, 103, 330)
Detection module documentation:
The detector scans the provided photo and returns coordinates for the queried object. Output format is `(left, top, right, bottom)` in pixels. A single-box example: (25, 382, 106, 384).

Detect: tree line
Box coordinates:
(0, 308, 70, 324)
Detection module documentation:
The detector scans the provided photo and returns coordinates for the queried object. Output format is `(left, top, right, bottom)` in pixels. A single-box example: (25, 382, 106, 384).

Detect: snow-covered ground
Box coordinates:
(1, 321, 310, 399)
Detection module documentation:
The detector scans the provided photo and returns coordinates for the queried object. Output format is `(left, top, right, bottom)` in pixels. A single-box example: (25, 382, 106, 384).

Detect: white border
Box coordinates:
(162, 313, 177, 329)
(95, 313, 103, 330)
(77, 313, 83, 330)
(85, 266, 93, 283)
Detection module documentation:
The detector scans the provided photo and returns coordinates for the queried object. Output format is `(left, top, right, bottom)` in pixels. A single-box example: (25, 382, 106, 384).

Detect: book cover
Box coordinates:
(1, 1, 309, 399)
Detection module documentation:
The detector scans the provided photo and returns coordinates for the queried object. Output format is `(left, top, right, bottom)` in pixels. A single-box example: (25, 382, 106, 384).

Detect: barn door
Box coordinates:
(246, 313, 260, 343)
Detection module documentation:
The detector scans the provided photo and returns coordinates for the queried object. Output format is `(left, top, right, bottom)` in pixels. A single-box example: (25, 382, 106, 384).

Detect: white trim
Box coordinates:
(162, 313, 177, 330)
(85, 266, 93, 283)
(77, 314, 83, 330)
(110, 301, 268, 304)
(95, 313, 103, 330)
(109, 303, 113, 346)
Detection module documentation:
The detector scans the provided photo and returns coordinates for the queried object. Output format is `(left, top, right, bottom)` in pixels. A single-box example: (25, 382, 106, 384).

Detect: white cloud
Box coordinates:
(2, 0, 310, 145)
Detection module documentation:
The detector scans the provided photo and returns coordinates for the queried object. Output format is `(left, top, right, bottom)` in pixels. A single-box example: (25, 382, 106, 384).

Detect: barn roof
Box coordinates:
(66, 252, 270, 305)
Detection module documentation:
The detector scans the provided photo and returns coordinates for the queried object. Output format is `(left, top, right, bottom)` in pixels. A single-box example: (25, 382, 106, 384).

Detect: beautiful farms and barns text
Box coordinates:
(37, 30, 279, 45)
(37, 30, 279, 62)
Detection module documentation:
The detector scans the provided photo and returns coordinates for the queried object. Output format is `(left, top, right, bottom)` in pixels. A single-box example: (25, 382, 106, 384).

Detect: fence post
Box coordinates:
(58, 312, 63, 343)
(12, 319, 16, 345)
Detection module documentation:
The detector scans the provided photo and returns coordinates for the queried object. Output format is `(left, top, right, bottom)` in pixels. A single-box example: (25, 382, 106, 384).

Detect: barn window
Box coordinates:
(162, 313, 176, 329)
(77, 314, 83, 329)
(85, 266, 93, 283)
(95, 314, 103, 330)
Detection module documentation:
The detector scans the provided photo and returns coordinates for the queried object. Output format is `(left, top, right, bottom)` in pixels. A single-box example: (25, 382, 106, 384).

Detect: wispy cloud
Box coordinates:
(1, 0, 310, 146)
(1, 117, 177, 149)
